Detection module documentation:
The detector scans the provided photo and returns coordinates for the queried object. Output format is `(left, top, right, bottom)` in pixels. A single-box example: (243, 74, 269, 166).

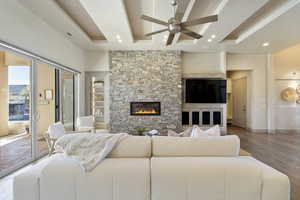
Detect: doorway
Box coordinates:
(227, 71, 250, 129)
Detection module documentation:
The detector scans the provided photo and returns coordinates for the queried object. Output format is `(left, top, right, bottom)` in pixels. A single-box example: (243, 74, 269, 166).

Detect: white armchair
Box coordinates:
(76, 116, 95, 133)
(44, 121, 93, 156)
(44, 122, 66, 156)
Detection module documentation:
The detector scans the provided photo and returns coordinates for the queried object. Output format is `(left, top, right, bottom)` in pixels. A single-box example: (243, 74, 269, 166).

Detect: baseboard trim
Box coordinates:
(246, 128, 268, 133)
(274, 129, 300, 134)
(247, 128, 300, 134)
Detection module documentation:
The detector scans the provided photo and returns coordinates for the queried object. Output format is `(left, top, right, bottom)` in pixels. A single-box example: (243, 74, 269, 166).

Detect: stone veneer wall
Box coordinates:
(109, 51, 182, 134)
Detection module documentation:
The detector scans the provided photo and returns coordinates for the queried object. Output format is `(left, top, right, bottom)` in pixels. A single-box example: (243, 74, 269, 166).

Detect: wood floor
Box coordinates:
(0, 135, 48, 172)
(228, 126, 300, 200)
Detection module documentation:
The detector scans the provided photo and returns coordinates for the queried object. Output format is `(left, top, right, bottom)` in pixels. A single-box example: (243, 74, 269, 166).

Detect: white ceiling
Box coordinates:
(17, 0, 300, 53)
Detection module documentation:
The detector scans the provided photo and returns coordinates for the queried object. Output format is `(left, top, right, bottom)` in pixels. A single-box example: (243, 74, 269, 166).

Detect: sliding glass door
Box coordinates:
(0, 42, 78, 177)
(0, 50, 33, 176)
(61, 71, 75, 131)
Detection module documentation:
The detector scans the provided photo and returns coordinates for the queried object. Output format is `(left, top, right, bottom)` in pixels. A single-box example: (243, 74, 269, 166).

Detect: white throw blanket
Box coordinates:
(55, 133, 128, 172)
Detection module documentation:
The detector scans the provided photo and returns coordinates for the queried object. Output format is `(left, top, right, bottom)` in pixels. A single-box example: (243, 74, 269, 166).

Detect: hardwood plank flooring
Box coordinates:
(0, 135, 48, 171)
(228, 126, 300, 200)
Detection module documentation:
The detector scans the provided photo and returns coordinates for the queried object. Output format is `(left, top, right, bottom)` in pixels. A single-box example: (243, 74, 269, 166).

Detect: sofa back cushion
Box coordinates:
(108, 136, 151, 158)
(152, 135, 240, 157)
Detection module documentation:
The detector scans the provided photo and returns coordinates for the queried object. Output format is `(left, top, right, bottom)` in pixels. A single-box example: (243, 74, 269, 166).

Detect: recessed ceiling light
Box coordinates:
(262, 42, 269, 47)
(164, 35, 168, 39)
(66, 32, 72, 37)
(211, 34, 216, 39)
(208, 38, 212, 42)
(118, 39, 122, 43)
(116, 35, 121, 39)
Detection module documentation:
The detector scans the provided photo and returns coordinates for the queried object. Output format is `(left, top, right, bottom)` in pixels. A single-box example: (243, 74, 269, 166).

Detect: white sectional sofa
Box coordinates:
(14, 135, 290, 200)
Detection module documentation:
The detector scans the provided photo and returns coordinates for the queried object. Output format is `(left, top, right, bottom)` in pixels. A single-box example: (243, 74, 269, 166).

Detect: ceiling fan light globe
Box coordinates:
(170, 0, 177, 6)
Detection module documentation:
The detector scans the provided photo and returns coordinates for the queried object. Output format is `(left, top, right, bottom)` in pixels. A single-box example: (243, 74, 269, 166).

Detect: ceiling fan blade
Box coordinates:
(166, 33, 175, 46)
(181, 15, 218, 27)
(145, 28, 169, 37)
(181, 28, 202, 39)
(141, 15, 169, 26)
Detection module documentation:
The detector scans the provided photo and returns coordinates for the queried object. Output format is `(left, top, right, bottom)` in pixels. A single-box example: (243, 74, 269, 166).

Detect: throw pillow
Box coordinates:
(191, 125, 221, 137)
(167, 126, 194, 137)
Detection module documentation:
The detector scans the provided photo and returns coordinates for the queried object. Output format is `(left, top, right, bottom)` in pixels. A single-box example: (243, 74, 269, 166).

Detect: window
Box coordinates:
(8, 66, 30, 121)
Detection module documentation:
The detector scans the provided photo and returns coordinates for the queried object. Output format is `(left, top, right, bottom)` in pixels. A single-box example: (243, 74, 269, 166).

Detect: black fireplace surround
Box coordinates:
(130, 102, 161, 116)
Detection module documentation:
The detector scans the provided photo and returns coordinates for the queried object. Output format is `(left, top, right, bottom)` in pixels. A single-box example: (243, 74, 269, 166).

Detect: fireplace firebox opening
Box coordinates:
(130, 102, 161, 116)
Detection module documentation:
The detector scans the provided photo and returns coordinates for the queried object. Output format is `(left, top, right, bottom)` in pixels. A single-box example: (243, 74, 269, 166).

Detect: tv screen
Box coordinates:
(185, 79, 226, 103)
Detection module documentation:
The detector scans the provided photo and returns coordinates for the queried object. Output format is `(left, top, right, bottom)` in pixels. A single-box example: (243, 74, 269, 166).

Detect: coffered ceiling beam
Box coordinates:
(78, 0, 133, 43)
(194, 0, 268, 46)
(236, 0, 300, 44)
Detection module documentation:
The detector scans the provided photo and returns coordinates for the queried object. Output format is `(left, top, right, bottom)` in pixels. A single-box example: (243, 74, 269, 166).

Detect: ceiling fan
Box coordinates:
(141, 0, 218, 45)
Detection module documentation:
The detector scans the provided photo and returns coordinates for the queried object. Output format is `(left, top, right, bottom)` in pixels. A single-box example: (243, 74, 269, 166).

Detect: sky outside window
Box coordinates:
(8, 66, 30, 85)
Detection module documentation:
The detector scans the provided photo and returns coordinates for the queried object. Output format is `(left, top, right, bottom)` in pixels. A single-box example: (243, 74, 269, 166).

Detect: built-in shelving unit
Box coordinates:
(91, 80, 105, 129)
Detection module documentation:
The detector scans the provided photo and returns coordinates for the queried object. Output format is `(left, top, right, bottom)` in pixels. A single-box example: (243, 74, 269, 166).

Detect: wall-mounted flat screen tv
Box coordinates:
(185, 79, 226, 103)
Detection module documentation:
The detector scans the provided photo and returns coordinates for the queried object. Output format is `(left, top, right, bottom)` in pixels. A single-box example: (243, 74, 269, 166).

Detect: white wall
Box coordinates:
(227, 53, 268, 131)
(272, 44, 300, 130)
(0, 0, 86, 71)
(0, 0, 87, 117)
(182, 52, 224, 74)
(85, 51, 109, 71)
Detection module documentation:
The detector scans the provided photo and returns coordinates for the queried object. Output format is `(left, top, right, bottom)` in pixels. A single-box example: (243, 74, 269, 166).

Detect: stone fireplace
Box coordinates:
(109, 51, 182, 133)
(130, 102, 161, 116)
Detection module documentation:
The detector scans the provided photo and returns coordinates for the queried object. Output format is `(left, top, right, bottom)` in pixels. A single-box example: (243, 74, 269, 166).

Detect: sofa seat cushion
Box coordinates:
(151, 157, 262, 200)
(152, 135, 240, 157)
(37, 156, 150, 200)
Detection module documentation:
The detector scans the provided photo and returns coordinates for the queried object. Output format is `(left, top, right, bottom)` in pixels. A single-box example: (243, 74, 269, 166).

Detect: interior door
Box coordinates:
(232, 77, 247, 128)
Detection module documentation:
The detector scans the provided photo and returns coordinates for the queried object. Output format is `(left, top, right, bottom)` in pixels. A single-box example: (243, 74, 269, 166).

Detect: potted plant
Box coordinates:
(133, 127, 149, 136)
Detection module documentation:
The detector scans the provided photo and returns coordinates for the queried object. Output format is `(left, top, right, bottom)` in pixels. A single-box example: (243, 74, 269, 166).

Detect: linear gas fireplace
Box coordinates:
(130, 102, 161, 116)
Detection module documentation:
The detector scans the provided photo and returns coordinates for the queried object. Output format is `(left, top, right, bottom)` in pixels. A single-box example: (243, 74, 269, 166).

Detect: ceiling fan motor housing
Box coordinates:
(141, 0, 218, 45)
(168, 18, 181, 34)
